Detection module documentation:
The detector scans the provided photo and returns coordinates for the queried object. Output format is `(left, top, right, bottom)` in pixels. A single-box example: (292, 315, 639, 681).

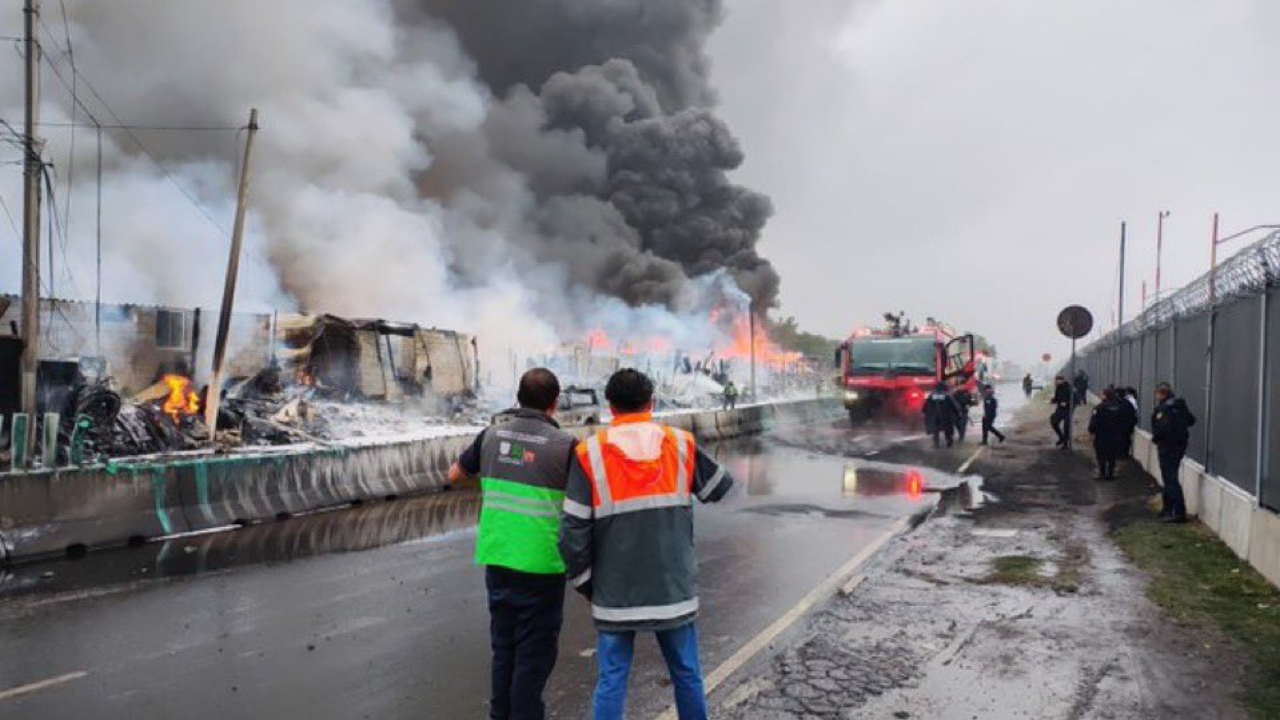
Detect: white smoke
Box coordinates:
(0, 0, 771, 381)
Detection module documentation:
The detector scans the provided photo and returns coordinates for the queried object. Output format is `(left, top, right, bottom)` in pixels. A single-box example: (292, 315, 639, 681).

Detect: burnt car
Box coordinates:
(557, 386, 603, 427)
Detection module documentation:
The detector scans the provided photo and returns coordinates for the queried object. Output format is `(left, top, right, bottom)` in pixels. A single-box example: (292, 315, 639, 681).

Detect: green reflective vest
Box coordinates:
(474, 410, 575, 575)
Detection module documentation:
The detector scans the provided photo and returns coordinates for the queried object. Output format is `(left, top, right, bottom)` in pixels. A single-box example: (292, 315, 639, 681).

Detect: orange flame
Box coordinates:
(715, 311, 802, 370)
(161, 374, 200, 424)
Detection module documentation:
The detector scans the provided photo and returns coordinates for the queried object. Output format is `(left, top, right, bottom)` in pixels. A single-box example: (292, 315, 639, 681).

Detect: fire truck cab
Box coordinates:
(835, 315, 978, 422)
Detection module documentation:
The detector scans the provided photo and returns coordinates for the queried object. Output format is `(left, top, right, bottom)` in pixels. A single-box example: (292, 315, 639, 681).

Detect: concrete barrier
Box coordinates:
(0, 464, 191, 561)
(0, 398, 843, 565)
(1132, 427, 1280, 586)
(1219, 484, 1254, 560)
(1180, 461, 1205, 517)
(1248, 508, 1280, 589)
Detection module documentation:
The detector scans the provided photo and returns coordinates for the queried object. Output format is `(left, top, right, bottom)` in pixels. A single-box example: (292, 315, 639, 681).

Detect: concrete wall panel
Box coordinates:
(1248, 508, 1280, 589)
(1219, 483, 1254, 559)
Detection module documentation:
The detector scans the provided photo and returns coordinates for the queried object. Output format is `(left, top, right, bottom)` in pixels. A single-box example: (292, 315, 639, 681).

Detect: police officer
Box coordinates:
(447, 368, 577, 720)
(981, 384, 1005, 445)
(1151, 381, 1196, 523)
(1022, 373, 1034, 398)
(1087, 388, 1128, 480)
(923, 382, 961, 448)
(1049, 375, 1072, 447)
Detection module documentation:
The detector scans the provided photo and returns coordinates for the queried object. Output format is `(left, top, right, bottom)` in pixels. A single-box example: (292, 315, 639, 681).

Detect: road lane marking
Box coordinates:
(654, 516, 912, 720)
(0, 672, 88, 702)
(957, 446, 985, 475)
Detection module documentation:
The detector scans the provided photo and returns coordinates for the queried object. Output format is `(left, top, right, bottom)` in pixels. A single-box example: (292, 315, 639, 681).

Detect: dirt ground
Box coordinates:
(710, 398, 1248, 719)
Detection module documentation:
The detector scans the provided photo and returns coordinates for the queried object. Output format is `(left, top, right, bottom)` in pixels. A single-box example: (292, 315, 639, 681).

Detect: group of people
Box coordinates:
(922, 382, 1005, 448)
(1054, 375, 1196, 523)
(448, 367, 734, 720)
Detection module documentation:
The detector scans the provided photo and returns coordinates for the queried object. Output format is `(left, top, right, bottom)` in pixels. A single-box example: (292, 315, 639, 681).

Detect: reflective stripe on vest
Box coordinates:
(582, 425, 692, 519)
(592, 597, 700, 623)
(475, 477, 566, 574)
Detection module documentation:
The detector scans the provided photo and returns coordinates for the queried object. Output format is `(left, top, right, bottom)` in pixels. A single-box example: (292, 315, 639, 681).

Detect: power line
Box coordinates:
(33, 120, 243, 132)
(36, 19, 240, 241)
(57, 0, 76, 244)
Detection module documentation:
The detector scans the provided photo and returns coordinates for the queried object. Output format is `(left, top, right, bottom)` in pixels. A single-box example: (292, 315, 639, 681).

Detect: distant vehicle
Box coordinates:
(835, 314, 979, 422)
(555, 386, 602, 427)
(490, 386, 602, 427)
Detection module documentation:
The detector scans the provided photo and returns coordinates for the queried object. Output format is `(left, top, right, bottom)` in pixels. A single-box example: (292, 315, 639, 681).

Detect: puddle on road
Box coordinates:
(712, 435, 983, 519)
(0, 490, 480, 600)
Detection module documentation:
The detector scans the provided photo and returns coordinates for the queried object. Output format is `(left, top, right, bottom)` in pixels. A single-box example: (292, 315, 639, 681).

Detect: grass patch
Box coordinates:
(986, 555, 1046, 585)
(981, 553, 1083, 594)
(1115, 518, 1280, 718)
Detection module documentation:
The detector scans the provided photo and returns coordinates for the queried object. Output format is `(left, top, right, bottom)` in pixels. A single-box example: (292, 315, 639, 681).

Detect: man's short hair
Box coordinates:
(1155, 381, 1173, 395)
(517, 368, 560, 411)
(605, 368, 654, 414)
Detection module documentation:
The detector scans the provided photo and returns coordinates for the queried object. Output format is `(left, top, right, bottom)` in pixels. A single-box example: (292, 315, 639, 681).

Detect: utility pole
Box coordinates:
(1155, 210, 1170, 301)
(204, 108, 259, 434)
(748, 304, 757, 400)
(20, 0, 43, 429)
(1117, 221, 1127, 326)
(1210, 212, 1220, 305)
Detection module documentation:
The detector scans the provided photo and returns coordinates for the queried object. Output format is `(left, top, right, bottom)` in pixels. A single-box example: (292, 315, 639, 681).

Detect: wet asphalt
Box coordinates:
(0, 401, 1019, 720)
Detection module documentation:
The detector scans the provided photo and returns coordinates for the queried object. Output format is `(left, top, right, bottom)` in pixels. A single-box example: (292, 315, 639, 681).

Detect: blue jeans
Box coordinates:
(593, 623, 707, 720)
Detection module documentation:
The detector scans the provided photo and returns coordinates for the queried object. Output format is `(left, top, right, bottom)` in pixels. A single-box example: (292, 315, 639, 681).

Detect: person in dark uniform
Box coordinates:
(953, 389, 972, 443)
(1072, 369, 1090, 406)
(1022, 373, 1034, 398)
(1151, 381, 1196, 523)
(1087, 388, 1129, 480)
(980, 384, 1005, 445)
(923, 382, 961, 448)
(1049, 376, 1072, 447)
(447, 368, 577, 720)
(1117, 387, 1138, 458)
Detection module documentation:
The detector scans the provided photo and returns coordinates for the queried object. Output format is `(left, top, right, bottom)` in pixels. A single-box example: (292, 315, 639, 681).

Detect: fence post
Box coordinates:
(1257, 292, 1270, 503)
(1205, 309, 1217, 475)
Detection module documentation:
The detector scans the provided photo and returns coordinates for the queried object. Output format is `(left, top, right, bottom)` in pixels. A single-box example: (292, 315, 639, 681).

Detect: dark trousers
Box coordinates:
(485, 566, 566, 720)
(981, 417, 1005, 444)
(931, 428, 954, 448)
(1158, 447, 1188, 519)
(1050, 408, 1069, 445)
(1094, 447, 1117, 478)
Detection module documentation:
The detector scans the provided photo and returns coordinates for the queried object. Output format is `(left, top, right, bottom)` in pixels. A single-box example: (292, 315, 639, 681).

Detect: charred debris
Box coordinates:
(1, 312, 481, 468)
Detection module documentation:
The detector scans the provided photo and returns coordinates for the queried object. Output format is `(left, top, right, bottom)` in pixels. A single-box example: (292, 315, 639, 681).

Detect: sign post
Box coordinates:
(1056, 306, 1094, 450)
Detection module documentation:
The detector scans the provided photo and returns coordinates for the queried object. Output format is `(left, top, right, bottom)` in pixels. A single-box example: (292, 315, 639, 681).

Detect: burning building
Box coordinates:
(0, 294, 272, 401)
(277, 314, 477, 403)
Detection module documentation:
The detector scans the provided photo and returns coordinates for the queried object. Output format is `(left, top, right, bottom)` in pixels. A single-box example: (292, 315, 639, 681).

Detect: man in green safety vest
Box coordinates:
(448, 368, 577, 720)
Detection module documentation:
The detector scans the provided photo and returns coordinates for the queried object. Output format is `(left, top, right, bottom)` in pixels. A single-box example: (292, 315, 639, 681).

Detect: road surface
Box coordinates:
(0, 388, 1026, 718)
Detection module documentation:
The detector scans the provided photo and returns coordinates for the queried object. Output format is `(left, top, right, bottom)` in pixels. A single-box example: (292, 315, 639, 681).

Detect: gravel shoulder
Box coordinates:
(709, 399, 1247, 719)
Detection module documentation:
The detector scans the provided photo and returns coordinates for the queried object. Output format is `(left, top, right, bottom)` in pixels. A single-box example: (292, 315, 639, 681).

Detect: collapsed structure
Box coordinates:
(0, 296, 479, 464)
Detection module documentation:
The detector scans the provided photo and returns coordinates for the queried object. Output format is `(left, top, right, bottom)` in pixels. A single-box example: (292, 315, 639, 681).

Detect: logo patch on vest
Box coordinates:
(498, 440, 536, 466)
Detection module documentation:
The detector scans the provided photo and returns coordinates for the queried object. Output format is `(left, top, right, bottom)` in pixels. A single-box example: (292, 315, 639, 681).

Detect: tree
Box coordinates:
(765, 315, 841, 359)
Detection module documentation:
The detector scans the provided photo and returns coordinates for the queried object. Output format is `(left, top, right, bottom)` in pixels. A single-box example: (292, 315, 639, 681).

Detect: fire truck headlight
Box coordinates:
(844, 390, 861, 402)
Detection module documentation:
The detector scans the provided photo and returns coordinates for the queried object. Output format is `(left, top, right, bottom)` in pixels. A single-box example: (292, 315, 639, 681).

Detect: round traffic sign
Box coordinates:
(1041, 353, 1052, 363)
(1057, 305, 1094, 339)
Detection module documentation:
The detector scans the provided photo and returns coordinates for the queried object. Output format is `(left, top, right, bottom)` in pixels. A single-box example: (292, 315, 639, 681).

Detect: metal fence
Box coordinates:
(1073, 230, 1280, 508)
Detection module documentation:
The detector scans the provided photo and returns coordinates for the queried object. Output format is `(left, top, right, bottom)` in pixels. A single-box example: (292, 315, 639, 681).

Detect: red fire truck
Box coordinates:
(835, 314, 981, 422)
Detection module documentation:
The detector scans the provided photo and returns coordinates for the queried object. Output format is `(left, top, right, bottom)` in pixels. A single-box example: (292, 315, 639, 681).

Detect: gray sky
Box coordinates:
(708, 0, 1280, 363)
